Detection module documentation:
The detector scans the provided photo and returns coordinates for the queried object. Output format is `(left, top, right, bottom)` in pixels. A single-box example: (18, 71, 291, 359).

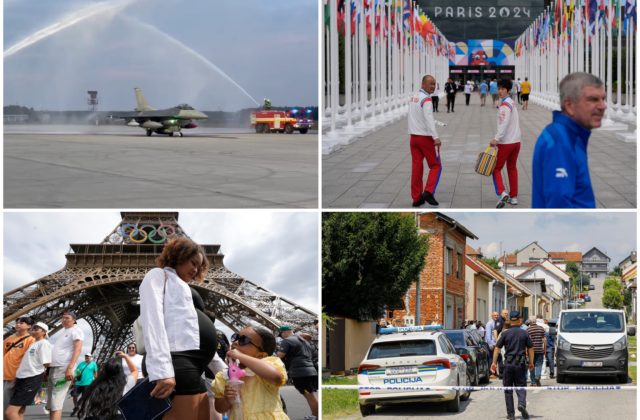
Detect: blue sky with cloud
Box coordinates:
(4, 0, 318, 110)
(449, 212, 636, 266)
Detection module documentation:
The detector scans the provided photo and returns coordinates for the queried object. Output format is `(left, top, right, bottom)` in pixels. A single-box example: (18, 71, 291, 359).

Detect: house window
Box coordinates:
(457, 252, 463, 279)
(446, 247, 454, 275)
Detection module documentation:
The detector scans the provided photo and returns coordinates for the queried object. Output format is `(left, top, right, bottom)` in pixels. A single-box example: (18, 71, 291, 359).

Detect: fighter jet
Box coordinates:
(112, 88, 208, 137)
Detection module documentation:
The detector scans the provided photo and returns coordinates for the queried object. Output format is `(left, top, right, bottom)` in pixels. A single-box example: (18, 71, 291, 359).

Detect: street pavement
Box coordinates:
(323, 93, 636, 208)
(584, 274, 604, 309)
(332, 375, 636, 419)
(22, 384, 310, 419)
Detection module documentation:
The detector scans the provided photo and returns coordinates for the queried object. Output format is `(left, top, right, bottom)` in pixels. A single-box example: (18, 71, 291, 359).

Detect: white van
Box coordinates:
(555, 309, 635, 383)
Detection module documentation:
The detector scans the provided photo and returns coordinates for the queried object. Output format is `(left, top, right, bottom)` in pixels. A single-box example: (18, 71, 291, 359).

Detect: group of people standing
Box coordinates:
(479, 309, 557, 420)
(4, 236, 319, 420)
(408, 71, 606, 209)
(3, 311, 144, 420)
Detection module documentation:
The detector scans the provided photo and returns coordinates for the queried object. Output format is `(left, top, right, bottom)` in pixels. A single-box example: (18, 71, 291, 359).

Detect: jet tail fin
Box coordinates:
(134, 87, 156, 111)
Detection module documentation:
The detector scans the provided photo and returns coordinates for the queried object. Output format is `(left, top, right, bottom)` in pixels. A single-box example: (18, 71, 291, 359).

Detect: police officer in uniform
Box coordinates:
(491, 310, 534, 420)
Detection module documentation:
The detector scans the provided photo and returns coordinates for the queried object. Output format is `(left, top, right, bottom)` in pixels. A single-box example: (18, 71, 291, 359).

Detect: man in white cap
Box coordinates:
(47, 311, 83, 420)
(3, 316, 35, 411)
(70, 353, 98, 416)
(5, 322, 51, 420)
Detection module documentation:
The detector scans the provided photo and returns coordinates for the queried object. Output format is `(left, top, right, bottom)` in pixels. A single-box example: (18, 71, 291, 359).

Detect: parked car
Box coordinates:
(357, 326, 470, 416)
(443, 329, 490, 385)
(584, 295, 591, 302)
(556, 309, 635, 383)
(468, 329, 492, 378)
(589, 284, 596, 290)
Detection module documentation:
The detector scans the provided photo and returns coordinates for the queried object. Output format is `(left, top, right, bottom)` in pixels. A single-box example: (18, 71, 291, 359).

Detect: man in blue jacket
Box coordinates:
(532, 73, 606, 208)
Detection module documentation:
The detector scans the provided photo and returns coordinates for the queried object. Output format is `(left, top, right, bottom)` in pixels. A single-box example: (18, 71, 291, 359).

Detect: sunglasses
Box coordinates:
(230, 333, 263, 352)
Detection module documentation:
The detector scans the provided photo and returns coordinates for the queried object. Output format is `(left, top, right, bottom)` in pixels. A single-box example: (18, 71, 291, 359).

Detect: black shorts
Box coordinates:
(173, 355, 206, 395)
(142, 353, 209, 395)
(10, 373, 45, 407)
(521, 93, 529, 101)
(291, 376, 318, 395)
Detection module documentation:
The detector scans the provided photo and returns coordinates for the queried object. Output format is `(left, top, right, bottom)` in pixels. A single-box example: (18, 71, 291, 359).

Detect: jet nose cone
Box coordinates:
(178, 109, 208, 119)
(194, 110, 208, 119)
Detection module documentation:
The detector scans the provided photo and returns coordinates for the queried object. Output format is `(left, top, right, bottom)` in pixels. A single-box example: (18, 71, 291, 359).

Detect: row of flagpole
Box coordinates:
(323, 0, 450, 154)
(514, 0, 636, 129)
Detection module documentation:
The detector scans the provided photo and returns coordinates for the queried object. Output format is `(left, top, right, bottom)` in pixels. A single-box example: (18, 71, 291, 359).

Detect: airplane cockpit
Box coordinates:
(176, 104, 195, 110)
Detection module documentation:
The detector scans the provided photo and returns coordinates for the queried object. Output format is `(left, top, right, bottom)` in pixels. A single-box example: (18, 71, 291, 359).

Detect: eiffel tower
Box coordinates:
(3, 212, 317, 363)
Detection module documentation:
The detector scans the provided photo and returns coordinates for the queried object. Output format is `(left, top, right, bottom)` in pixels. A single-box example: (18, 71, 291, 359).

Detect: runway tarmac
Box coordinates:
(4, 125, 318, 208)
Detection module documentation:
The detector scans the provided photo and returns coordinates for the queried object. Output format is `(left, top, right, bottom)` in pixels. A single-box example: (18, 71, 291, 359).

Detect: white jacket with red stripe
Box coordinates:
(408, 89, 439, 138)
(495, 96, 521, 144)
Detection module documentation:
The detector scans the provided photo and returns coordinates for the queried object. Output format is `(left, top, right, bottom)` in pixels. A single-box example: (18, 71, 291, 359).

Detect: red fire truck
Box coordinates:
(250, 109, 311, 134)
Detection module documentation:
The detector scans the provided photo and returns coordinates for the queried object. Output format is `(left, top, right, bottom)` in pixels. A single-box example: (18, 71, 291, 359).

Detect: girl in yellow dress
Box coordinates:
(213, 326, 289, 420)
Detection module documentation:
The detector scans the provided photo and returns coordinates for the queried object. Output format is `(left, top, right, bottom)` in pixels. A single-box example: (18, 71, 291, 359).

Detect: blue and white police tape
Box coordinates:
(322, 384, 637, 391)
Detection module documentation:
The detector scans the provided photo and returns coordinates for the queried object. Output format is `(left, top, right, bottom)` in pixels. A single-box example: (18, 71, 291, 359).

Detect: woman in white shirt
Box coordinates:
(139, 237, 217, 420)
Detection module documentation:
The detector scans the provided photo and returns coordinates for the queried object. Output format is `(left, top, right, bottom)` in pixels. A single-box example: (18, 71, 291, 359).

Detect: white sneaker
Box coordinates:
(509, 197, 518, 205)
(496, 192, 510, 208)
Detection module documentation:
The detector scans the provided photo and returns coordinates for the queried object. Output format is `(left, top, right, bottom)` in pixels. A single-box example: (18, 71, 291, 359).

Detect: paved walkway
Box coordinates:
(323, 94, 636, 208)
(4, 127, 318, 208)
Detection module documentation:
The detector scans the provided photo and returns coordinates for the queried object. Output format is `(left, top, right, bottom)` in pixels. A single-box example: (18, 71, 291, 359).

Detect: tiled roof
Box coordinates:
(549, 252, 582, 262)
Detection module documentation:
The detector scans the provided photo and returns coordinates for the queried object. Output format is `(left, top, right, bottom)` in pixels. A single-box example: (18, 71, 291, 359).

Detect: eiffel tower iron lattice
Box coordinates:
(4, 212, 317, 363)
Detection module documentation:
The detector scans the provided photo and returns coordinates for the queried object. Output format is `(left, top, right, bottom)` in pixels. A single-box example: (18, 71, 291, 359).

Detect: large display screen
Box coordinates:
(417, 0, 545, 41)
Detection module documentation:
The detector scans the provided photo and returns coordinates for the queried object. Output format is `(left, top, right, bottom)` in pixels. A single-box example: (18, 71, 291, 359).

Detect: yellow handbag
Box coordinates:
(475, 146, 497, 176)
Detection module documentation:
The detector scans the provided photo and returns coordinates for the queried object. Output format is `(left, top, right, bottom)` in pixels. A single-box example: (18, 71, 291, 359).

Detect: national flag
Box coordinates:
(626, 0, 636, 23)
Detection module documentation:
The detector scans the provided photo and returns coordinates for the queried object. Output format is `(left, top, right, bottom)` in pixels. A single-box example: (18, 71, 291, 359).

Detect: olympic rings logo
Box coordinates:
(118, 223, 177, 244)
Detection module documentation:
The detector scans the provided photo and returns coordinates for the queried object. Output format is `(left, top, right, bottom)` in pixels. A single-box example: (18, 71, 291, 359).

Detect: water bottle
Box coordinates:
(53, 378, 68, 389)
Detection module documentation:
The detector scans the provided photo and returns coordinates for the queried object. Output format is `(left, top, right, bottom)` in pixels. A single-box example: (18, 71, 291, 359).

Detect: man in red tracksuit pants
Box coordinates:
(408, 75, 441, 207)
(490, 78, 522, 208)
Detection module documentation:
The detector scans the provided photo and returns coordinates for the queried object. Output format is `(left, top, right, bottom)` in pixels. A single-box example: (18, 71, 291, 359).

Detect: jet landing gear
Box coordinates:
(167, 132, 183, 137)
(146, 129, 153, 136)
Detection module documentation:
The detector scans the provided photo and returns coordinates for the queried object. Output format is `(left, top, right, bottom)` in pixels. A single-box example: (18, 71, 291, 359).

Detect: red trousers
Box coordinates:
(410, 135, 441, 201)
(492, 142, 520, 198)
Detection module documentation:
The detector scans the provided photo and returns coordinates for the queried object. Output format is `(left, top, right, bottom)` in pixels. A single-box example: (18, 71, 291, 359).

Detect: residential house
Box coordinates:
(582, 247, 611, 280)
(464, 245, 494, 323)
(465, 249, 533, 323)
(514, 241, 550, 265)
(391, 213, 477, 329)
(619, 252, 637, 273)
(548, 252, 582, 271)
(508, 260, 569, 318)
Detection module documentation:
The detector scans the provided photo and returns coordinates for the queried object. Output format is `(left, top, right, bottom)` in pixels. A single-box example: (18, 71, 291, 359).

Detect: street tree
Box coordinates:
(566, 261, 590, 295)
(602, 287, 624, 309)
(603, 277, 622, 292)
(609, 265, 622, 277)
(482, 257, 500, 270)
(322, 212, 429, 321)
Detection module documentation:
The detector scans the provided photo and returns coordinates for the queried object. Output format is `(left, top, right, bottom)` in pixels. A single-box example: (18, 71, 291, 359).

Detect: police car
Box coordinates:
(357, 325, 470, 416)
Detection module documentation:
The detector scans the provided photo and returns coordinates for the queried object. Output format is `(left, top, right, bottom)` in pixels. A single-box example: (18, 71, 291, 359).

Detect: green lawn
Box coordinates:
(322, 376, 359, 419)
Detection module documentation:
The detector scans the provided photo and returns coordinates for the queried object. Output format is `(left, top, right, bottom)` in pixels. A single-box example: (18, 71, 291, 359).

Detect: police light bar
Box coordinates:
(380, 325, 443, 334)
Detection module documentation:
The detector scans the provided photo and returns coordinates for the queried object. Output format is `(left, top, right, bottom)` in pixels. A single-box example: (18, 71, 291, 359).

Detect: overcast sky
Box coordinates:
(4, 0, 318, 111)
(448, 212, 636, 267)
(3, 211, 319, 315)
